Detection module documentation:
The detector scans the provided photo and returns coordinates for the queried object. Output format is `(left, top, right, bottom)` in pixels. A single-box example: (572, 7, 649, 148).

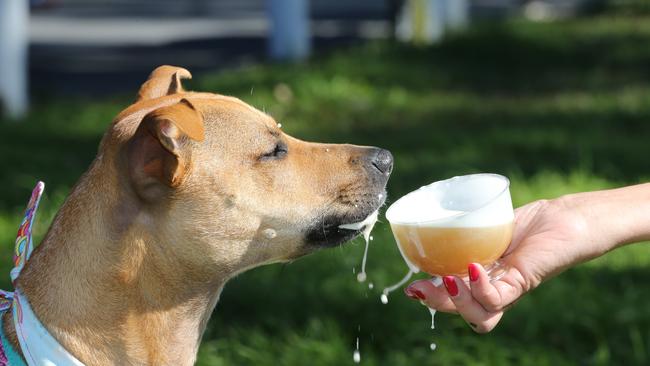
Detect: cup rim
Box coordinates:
(385, 173, 511, 225)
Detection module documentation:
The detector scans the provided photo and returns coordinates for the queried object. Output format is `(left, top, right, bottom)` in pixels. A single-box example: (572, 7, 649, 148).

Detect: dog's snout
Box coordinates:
(370, 148, 393, 175)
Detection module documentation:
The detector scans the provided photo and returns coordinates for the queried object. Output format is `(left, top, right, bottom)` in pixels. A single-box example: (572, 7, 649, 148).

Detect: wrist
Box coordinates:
(557, 184, 650, 255)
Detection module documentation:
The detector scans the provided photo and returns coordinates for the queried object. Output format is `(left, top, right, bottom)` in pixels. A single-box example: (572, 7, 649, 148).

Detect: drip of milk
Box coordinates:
(353, 337, 361, 363)
(428, 308, 437, 329)
(339, 210, 379, 283)
(427, 277, 443, 329)
(380, 269, 415, 304)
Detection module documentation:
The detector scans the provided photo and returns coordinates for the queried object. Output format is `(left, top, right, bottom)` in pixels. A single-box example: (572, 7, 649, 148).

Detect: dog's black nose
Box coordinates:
(370, 148, 393, 175)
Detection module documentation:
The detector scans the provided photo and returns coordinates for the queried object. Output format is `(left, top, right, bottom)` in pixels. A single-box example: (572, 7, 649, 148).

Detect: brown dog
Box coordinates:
(2, 66, 392, 365)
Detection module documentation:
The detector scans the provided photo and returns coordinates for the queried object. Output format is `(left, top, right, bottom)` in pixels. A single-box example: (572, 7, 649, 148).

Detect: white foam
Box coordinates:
(386, 174, 513, 228)
(339, 210, 379, 231)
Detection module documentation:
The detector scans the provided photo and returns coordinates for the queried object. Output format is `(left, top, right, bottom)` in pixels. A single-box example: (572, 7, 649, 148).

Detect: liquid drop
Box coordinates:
(368, 282, 374, 290)
(262, 228, 277, 239)
(356, 272, 367, 282)
(427, 277, 442, 329)
(353, 337, 361, 363)
(380, 269, 414, 304)
(428, 308, 436, 329)
(429, 343, 437, 351)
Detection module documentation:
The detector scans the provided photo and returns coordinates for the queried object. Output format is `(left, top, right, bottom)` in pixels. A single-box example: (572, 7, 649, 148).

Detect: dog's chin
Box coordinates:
(304, 194, 386, 248)
(305, 225, 364, 248)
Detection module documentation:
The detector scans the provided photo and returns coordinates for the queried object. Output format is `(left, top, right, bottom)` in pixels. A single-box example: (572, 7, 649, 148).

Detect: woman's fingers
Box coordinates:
(405, 278, 457, 313)
(405, 263, 527, 333)
(441, 276, 503, 333)
(467, 263, 505, 312)
(405, 277, 504, 333)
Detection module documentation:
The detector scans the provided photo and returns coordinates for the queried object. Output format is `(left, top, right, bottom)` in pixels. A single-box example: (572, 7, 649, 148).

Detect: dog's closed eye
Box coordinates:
(259, 141, 288, 161)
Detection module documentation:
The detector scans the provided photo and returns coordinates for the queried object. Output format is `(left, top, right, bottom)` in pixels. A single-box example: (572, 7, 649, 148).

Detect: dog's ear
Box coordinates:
(136, 65, 192, 102)
(127, 98, 204, 201)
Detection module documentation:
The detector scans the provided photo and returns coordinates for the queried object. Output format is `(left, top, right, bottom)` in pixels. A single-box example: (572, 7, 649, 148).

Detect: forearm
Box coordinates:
(560, 183, 650, 256)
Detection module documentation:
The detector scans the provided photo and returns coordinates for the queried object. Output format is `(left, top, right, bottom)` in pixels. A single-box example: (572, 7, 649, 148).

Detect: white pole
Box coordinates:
(267, 0, 310, 61)
(445, 0, 469, 31)
(396, 0, 445, 45)
(0, 0, 29, 119)
(427, 0, 446, 43)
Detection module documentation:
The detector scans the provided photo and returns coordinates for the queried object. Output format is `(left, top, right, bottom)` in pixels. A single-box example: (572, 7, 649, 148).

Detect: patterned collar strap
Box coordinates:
(1, 308, 27, 366)
(0, 182, 43, 315)
(0, 182, 86, 366)
(13, 289, 84, 366)
(11, 181, 44, 284)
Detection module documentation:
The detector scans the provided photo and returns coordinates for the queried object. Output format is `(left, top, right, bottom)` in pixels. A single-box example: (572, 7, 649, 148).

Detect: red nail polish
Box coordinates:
(443, 276, 459, 297)
(468, 263, 479, 282)
(404, 287, 426, 300)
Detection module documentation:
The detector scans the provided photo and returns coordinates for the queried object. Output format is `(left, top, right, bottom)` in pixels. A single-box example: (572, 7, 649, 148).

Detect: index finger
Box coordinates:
(406, 278, 457, 313)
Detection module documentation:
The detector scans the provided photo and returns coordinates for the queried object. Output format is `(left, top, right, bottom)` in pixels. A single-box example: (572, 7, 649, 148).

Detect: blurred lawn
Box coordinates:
(3, 14, 650, 366)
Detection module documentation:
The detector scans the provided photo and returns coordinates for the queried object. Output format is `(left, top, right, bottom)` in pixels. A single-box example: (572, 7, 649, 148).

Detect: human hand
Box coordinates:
(403, 197, 598, 333)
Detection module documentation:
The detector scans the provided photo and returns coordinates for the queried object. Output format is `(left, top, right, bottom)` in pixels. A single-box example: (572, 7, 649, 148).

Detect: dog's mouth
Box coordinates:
(338, 210, 379, 233)
(305, 192, 386, 247)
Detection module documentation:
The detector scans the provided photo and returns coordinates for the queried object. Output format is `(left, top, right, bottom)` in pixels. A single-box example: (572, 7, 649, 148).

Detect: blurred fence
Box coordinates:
(33, 0, 389, 19)
(1, 0, 616, 116)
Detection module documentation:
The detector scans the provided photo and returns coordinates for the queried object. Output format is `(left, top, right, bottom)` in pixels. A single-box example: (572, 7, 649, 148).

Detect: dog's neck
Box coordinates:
(3, 158, 228, 365)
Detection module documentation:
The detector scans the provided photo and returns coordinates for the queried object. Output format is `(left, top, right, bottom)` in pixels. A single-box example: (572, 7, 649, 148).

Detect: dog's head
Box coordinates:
(108, 66, 392, 277)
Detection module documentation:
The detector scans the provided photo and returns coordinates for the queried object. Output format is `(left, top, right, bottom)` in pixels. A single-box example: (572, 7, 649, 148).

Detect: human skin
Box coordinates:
(404, 183, 650, 333)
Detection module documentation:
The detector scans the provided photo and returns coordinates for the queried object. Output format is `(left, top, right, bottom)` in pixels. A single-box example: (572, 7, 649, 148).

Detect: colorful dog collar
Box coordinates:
(0, 182, 85, 366)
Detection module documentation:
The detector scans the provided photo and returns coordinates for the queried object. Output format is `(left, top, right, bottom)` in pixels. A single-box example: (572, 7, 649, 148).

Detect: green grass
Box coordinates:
(3, 14, 650, 365)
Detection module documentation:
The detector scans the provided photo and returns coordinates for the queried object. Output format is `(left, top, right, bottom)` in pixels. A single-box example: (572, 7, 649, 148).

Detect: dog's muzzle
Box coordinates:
(305, 148, 392, 247)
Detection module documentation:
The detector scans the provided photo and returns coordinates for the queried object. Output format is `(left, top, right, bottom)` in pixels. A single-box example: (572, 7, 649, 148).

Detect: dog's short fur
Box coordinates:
(2, 66, 392, 365)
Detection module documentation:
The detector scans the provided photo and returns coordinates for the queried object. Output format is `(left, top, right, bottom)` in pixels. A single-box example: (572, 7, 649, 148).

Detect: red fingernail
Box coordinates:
(443, 276, 459, 297)
(404, 287, 426, 300)
(468, 263, 479, 282)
